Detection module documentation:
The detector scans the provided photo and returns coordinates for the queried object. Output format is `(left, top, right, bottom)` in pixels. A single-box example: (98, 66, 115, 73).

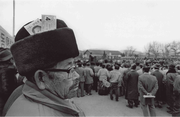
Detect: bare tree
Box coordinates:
(144, 43, 151, 57)
(124, 46, 136, 57)
(150, 41, 161, 58)
(160, 43, 171, 58)
(170, 41, 180, 57)
(144, 41, 161, 58)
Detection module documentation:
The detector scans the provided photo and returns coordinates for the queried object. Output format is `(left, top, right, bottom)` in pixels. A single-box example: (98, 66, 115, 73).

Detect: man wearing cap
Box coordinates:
(5, 17, 85, 116)
(0, 48, 14, 69)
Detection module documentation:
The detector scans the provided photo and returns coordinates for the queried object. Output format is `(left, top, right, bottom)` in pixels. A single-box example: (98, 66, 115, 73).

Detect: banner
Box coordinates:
(0, 25, 14, 48)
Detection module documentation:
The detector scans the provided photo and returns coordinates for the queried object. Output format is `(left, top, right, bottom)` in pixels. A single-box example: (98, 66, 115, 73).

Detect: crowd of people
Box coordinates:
(74, 58, 180, 117)
(0, 14, 180, 117)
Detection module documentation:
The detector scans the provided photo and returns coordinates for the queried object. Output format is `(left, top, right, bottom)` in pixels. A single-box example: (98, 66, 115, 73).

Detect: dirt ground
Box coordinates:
(74, 90, 172, 117)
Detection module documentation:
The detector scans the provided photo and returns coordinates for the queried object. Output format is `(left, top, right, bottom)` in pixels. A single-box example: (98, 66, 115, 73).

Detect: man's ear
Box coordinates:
(34, 70, 47, 90)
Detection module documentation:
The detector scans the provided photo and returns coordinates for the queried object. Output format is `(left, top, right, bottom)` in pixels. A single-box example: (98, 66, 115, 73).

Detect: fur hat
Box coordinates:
(0, 48, 12, 62)
(11, 19, 79, 76)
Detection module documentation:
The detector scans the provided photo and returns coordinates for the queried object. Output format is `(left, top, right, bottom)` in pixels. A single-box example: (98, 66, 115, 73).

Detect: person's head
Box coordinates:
(83, 62, 86, 67)
(77, 62, 82, 67)
(143, 65, 150, 73)
(176, 65, 180, 74)
(131, 64, 136, 70)
(96, 62, 100, 66)
(102, 64, 106, 68)
(136, 62, 140, 66)
(114, 64, 119, 70)
(10, 18, 79, 99)
(0, 48, 15, 69)
(86, 62, 90, 66)
(139, 64, 143, 69)
(169, 63, 175, 70)
(154, 64, 160, 70)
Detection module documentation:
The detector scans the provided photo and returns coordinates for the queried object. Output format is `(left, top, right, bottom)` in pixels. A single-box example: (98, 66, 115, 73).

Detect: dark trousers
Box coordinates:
(128, 99, 139, 107)
(119, 87, 123, 96)
(93, 76, 98, 92)
(85, 84, 92, 94)
(110, 83, 119, 100)
(77, 82, 84, 97)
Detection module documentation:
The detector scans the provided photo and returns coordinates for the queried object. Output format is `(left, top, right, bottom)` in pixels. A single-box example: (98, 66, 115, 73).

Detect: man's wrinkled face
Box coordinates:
(44, 58, 79, 99)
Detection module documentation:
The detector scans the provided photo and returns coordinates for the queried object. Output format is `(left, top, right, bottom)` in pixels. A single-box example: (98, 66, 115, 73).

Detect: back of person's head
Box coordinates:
(83, 62, 86, 67)
(143, 65, 150, 73)
(86, 62, 90, 66)
(10, 18, 79, 82)
(91, 62, 95, 66)
(131, 64, 136, 70)
(176, 65, 180, 73)
(114, 64, 119, 70)
(139, 64, 143, 68)
(96, 62, 100, 66)
(136, 62, 140, 66)
(125, 63, 131, 68)
(77, 62, 82, 67)
(0, 48, 14, 69)
(102, 64, 106, 68)
(154, 64, 160, 70)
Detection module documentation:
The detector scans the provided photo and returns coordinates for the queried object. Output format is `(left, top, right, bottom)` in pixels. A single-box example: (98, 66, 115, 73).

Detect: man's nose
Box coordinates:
(72, 71, 79, 80)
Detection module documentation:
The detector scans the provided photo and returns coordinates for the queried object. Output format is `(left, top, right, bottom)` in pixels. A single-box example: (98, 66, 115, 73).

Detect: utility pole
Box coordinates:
(13, 0, 15, 37)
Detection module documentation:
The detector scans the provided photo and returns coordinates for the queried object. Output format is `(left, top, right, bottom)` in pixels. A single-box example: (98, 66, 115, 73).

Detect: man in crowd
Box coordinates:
(75, 61, 86, 97)
(151, 64, 164, 108)
(109, 64, 122, 101)
(138, 65, 158, 117)
(93, 62, 101, 92)
(84, 62, 94, 95)
(125, 64, 139, 108)
(0, 48, 18, 116)
(5, 17, 85, 116)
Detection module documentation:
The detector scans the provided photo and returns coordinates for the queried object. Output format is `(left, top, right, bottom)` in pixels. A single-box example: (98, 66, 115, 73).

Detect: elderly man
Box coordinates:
(5, 16, 85, 116)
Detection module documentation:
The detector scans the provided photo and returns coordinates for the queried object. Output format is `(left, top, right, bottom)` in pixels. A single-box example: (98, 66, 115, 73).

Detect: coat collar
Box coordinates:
(23, 81, 80, 116)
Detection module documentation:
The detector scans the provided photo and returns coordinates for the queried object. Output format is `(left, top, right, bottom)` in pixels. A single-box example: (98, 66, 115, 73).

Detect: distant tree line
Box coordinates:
(122, 41, 180, 58)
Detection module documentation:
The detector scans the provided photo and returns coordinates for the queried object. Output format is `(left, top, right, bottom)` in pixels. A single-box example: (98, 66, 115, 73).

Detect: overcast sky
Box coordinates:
(1, 0, 180, 52)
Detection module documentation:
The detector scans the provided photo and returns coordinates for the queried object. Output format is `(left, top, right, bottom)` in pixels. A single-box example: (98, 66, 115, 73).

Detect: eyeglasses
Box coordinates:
(44, 66, 75, 73)
(44, 67, 75, 78)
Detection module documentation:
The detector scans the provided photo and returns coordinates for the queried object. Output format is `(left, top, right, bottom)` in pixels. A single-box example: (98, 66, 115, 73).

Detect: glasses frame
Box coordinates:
(44, 68, 72, 73)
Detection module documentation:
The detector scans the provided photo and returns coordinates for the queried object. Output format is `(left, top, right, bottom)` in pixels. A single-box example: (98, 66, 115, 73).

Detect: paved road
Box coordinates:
(74, 90, 172, 117)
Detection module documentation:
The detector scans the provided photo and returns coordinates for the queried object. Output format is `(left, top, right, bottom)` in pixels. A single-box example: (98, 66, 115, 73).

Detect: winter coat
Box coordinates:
(125, 70, 139, 100)
(75, 67, 86, 82)
(97, 68, 110, 81)
(151, 70, 164, 101)
(5, 81, 85, 117)
(138, 73, 158, 105)
(166, 72, 178, 107)
(84, 67, 94, 84)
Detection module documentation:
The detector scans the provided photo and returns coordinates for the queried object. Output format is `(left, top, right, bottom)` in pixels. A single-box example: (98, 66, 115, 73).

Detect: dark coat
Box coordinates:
(125, 70, 139, 100)
(151, 70, 164, 101)
(138, 73, 158, 105)
(166, 73, 177, 107)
